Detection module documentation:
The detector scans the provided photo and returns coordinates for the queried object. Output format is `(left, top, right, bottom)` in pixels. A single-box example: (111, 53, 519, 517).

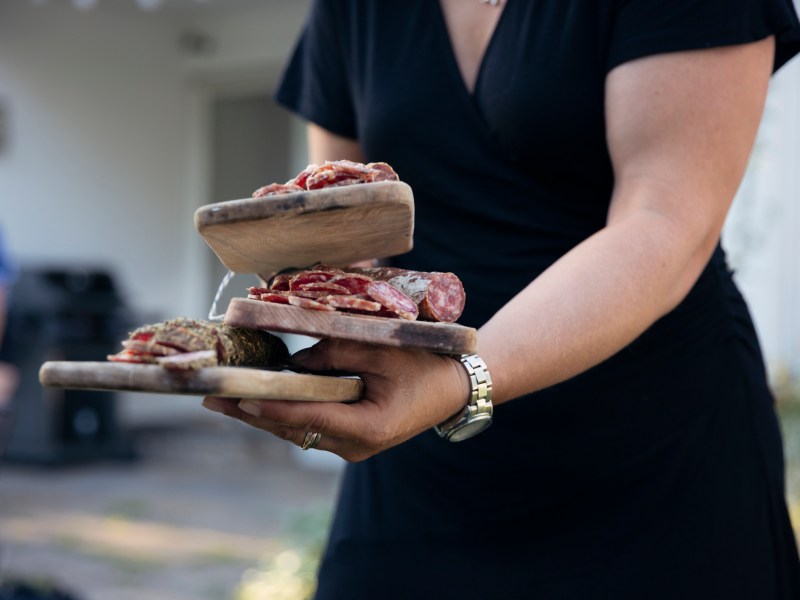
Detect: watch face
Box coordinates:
(448, 415, 492, 442)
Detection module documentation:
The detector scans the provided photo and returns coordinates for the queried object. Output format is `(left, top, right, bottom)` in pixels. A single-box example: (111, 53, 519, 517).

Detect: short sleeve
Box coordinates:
(607, 0, 800, 73)
(273, 0, 358, 139)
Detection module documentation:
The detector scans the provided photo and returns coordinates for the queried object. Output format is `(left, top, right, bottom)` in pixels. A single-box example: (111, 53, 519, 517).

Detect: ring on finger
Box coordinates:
(300, 431, 322, 451)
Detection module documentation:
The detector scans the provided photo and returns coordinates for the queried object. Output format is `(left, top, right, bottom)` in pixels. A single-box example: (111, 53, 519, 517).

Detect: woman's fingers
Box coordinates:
(201, 341, 469, 462)
(203, 395, 340, 454)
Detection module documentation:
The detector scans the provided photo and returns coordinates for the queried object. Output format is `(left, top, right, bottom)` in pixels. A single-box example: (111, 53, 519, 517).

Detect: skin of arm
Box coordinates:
(203, 37, 774, 462)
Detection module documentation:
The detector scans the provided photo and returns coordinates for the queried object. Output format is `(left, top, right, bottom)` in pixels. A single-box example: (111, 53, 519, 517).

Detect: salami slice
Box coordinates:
(252, 182, 304, 198)
(297, 282, 350, 295)
(365, 281, 419, 321)
(268, 273, 292, 291)
(330, 273, 374, 294)
(351, 267, 465, 323)
(288, 270, 337, 290)
(287, 295, 336, 311)
(324, 294, 383, 313)
(365, 162, 399, 182)
(289, 163, 319, 189)
(292, 289, 334, 300)
(259, 292, 291, 304)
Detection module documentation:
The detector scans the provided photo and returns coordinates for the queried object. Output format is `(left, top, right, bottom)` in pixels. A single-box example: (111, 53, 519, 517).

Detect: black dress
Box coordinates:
(275, 1, 800, 598)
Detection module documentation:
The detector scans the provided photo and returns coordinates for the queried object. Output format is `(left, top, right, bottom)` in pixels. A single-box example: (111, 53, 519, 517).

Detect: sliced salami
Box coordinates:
(268, 273, 292, 291)
(297, 282, 350, 295)
(289, 163, 319, 189)
(365, 281, 419, 321)
(247, 286, 272, 296)
(330, 273, 374, 294)
(292, 289, 334, 300)
(288, 270, 337, 290)
(324, 294, 383, 313)
(352, 267, 465, 323)
(365, 162, 399, 182)
(287, 295, 336, 311)
(259, 292, 291, 304)
(252, 182, 304, 198)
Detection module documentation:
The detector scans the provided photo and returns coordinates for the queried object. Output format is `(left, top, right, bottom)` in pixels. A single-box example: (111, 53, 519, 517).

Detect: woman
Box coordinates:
(203, 1, 800, 598)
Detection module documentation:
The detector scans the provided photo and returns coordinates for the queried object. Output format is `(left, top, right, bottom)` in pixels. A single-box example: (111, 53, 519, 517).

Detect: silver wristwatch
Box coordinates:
(434, 354, 493, 442)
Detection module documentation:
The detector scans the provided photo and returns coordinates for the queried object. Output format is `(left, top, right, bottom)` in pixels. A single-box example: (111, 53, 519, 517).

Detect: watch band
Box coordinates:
(460, 353, 493, 406)
(434, 354, 494, 442)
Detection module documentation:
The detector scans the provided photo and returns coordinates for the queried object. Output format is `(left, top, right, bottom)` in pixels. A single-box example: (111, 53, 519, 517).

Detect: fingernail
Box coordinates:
(238, 400, 261, 417)
(290, 348, 311, 364)
(202, 397, 226, 414)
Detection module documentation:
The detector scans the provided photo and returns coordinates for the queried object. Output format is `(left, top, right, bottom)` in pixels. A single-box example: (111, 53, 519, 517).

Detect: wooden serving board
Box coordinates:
(194, 181, 414, 276)
(224, 298, 478, 355)
(39, 361, 364, 402)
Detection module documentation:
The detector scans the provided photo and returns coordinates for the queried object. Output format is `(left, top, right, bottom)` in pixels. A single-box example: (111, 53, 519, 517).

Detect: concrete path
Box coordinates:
(0, 412, 343, 600)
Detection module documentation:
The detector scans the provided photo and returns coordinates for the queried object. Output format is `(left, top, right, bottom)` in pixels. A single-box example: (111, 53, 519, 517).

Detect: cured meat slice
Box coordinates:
(365, 281, 419, 321)
(292, 289, 333, 300)
(247, 286, 273, 300)
(297, 282, 350, 295)
(259, 292, 291, 304)
(330, 273, 374, 294)
(326, 178, 364, 187)
(121, 339, 180, 357)
(353, 268, 465, 323)
(324, 295, 383, 312)
(305, 164, 361, 190)
(288, 295, 336, 311)
(268, 273, 292, 291)
(252, 182, 304, 198)
(365, 162, 399, 182)
(289, 163, 319, 189)
(288, 270, 337, 290)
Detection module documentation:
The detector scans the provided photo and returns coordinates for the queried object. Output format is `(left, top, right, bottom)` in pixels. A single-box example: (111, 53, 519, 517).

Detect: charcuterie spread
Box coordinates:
(40, 159, 477, 397)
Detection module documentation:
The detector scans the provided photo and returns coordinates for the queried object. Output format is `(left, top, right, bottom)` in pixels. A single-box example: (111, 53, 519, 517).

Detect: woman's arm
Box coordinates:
(479, 36, 775, 404)
(306, 122, 365, 164)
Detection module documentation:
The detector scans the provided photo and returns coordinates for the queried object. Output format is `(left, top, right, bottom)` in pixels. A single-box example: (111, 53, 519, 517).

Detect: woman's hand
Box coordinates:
(202, 339, 470, 462)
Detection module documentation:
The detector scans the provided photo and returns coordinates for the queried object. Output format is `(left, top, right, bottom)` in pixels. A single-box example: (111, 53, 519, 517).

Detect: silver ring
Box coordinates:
(300, 431, 322, 451)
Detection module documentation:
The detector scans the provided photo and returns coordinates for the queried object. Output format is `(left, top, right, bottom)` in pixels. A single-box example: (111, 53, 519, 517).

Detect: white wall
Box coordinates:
(0, 0, 310, 319)
(723, 54, 800, 384)
(0, 0, 310, 423)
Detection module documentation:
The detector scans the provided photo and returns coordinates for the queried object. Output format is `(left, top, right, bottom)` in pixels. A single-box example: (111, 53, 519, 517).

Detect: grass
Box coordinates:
(776, 384, 800, 539)
(234, 506, 332, 600)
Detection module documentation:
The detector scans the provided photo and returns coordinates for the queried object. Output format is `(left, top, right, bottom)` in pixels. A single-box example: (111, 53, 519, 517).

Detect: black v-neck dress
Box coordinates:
(275, 1, 800, 598)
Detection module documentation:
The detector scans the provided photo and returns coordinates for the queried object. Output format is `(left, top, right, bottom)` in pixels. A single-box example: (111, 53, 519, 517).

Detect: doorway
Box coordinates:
(205, 90, 305, 313)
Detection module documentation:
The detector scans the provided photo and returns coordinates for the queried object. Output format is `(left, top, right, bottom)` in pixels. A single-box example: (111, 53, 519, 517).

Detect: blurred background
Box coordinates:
(0, 0, 798, 598)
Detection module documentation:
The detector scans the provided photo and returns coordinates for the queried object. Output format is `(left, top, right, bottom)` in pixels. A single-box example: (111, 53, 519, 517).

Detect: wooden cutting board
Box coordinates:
(39, 361, 364, 402)
(224, 298, 477, 355)
(194, 181, 414, 276)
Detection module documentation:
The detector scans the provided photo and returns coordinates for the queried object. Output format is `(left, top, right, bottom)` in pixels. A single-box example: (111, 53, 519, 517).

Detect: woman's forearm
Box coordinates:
(478, 205, 717, 405)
